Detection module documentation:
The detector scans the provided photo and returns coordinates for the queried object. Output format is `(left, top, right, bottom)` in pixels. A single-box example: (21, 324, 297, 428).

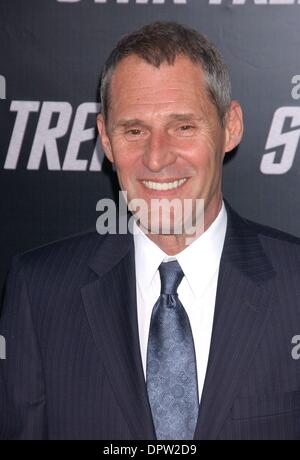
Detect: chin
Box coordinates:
(144, 215, 185, 236)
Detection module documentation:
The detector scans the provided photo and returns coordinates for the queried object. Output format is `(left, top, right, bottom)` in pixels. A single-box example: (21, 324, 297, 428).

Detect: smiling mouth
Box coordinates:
(141, 178, 188, 191)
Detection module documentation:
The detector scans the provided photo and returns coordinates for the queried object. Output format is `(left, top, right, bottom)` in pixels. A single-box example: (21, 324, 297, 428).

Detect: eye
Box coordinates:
(124, 127, 147, 140)
(179, 125, 194, 131)
(122, 123, 151, 141)
(176, 124, 196, 136)
(127, 128, 142, 136)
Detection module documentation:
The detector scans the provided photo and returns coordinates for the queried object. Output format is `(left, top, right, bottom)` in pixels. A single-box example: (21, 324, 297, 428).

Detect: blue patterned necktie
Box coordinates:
(146, 260, 199, 440)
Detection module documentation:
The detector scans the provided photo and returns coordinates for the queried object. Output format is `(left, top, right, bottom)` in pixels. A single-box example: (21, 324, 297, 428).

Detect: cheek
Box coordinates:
(190, 133, 224, 169)
(111, 138, 142, 167)
(182, 140, 216, 172)
(114, 157, 139, 189)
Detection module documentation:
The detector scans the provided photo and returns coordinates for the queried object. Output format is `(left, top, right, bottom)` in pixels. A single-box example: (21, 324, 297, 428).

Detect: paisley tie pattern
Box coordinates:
(146, 260, 199, 440)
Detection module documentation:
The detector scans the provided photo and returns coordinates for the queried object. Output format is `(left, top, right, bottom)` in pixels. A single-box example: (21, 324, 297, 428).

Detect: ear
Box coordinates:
(97, 114, 114, 163)
(223, 100, 244, 154)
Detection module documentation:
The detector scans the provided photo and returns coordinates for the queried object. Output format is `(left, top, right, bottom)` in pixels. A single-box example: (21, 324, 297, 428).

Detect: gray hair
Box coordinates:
(100, 21, 231, 126)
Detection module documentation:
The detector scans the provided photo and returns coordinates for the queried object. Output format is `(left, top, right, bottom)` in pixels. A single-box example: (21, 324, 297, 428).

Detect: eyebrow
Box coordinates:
(112, 113, 201, 131)
(112, 119, 146, 131)
(168, 113, 200, 121)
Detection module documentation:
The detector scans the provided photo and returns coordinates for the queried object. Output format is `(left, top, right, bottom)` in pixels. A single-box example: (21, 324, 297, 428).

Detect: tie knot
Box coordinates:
(159, 260, 184, 295)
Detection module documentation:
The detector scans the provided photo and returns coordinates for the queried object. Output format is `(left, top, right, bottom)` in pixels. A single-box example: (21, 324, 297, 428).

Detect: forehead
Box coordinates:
(108, 55, 212, 117)
(111, 55, 206, 100)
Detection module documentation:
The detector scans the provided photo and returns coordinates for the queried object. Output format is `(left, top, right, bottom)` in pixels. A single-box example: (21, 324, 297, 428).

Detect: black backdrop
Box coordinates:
(1, 0, 300, 293)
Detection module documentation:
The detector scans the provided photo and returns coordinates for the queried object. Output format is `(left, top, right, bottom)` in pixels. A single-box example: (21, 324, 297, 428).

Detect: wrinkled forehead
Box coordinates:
(111, 53, 205, 85)
(109, 54, 209, 107)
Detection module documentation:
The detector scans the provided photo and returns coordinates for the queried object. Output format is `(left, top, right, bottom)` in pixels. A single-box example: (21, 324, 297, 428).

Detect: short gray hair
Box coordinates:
(100, 21, 231, 126)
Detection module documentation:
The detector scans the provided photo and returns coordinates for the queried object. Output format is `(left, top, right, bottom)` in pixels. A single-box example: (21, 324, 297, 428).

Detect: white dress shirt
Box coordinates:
(133, 201, 227, 404)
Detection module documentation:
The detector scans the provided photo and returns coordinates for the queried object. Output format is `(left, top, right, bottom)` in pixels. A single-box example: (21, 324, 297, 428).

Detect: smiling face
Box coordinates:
(97, 54, 243, 243)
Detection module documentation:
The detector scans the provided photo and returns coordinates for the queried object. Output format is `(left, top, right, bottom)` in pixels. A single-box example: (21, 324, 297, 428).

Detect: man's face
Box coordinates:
(98, 54, 242, 234)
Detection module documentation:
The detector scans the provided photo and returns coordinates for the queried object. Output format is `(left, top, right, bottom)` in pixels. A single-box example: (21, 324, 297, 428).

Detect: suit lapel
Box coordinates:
(194, 203, 277, 440)
(81, 232, 155, 440)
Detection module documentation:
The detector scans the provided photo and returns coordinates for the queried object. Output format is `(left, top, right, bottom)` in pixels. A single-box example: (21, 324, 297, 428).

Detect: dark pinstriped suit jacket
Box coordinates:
(1, 202, 300, 440)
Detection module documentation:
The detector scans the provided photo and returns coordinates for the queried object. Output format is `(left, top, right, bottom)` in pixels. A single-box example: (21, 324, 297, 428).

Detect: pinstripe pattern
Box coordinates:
(1, 202, 300, 439)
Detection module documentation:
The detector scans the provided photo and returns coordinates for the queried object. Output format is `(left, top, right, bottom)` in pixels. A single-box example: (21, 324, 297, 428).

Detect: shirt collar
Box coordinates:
(133, 201, 227, 296)
(176, 201, 227, 298)
(133, 219, 167, 289)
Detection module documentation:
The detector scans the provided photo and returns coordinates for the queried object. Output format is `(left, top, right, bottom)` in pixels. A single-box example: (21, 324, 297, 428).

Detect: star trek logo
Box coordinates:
(57, 0, 300, 6)
(209, 0, 300, 4)
(260, 107, 300, 174)
(57, 0, 187, 4)
(0, 335, 6, 360)
(0, 75, 6, 100)
(260, 77, 300, 174)
(291, 335, 300, 360)
(3, 101, 103, 171)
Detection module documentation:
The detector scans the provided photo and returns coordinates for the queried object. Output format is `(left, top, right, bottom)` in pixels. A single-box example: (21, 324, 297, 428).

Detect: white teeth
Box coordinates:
(142, 178, 187, 191)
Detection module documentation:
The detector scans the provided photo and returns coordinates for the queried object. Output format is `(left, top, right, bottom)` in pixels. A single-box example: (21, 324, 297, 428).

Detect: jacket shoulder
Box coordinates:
(245, 217, 300, 247)
(226, 200, 300, 248)
(235, 213, 300, 271)
(9, 230, 107, 283)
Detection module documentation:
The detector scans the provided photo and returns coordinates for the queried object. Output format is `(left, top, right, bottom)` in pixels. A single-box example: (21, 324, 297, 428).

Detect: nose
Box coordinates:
(142, 130, 177, 172)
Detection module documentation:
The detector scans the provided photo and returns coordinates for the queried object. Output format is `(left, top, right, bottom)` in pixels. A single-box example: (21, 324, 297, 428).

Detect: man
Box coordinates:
(1, 22, 300, 440)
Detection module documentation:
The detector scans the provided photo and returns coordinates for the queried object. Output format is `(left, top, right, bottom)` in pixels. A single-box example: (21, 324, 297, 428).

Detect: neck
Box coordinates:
(140, 197, 223, 256)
